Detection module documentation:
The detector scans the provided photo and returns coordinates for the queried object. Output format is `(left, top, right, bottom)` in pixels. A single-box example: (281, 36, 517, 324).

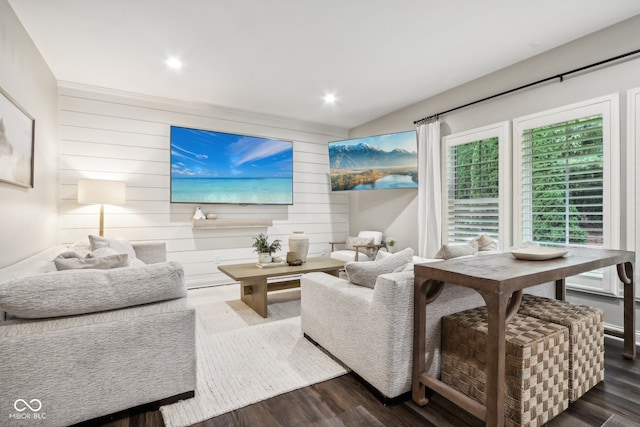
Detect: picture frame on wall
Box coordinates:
(0, 86, 35, 188)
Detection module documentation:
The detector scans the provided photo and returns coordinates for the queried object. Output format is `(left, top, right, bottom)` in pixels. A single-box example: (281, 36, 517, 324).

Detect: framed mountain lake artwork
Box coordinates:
(0, 86, 35, 188)
(328, 130, 418, 191)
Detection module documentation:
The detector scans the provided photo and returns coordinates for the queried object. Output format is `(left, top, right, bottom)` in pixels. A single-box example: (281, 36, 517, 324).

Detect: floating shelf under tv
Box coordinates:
(191, 219, 273, 229)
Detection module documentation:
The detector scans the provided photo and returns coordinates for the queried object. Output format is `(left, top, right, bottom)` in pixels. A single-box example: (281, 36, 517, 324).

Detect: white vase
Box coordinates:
(258, 253, 272, 264)
(288, 231, 309, 262)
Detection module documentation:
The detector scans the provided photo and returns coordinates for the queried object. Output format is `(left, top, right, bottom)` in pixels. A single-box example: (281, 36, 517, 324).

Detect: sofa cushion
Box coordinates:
(345, 248, 414, 288)
(54, 252, 130, 271)
(0, 261, 186, 319)
(89, 235, 137, 259)
(435, 241, 478, 260)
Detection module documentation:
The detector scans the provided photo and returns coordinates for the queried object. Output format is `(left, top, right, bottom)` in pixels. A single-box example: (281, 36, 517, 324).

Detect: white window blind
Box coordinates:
(443, 122, 510, 248)
(447, 137, 500, 243)
(521, 115, 603, 246)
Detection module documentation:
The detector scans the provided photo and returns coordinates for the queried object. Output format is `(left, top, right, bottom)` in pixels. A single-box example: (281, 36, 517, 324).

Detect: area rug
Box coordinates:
(159, 285, 347, 427)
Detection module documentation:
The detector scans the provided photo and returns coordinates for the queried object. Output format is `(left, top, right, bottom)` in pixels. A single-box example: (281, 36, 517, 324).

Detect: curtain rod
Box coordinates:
(413, 47, 640, 125)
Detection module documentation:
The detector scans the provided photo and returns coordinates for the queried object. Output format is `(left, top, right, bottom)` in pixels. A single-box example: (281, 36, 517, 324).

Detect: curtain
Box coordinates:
(417, 120, 441, 258)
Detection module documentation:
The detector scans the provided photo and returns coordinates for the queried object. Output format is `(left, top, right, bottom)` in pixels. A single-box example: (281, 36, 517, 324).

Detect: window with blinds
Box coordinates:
(521, 115, 603, 247)
(447, 137, 500, 243)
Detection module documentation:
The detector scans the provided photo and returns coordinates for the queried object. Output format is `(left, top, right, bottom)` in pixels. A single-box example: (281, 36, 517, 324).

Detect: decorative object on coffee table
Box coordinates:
(288, 231, 309, 262)
(286, 251, 300, 265)
(251, 233, 281, 264)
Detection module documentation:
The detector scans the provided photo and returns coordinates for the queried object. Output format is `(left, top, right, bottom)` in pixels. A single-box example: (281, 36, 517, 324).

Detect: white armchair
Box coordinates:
(330, 230, 385, 262)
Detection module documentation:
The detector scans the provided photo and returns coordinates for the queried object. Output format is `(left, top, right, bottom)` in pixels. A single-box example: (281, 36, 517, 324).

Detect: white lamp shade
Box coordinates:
(77, 179, 126, 205)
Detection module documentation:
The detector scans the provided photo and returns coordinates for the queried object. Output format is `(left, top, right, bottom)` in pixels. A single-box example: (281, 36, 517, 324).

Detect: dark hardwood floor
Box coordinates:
(102, 337, 639, 427)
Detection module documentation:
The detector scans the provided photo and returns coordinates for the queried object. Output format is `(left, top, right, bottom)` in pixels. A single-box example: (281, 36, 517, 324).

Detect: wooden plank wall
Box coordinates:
(58, 85, 349, 287)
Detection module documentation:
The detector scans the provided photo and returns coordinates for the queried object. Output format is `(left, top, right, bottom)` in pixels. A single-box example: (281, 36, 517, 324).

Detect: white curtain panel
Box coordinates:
(417, 120, 442, 258)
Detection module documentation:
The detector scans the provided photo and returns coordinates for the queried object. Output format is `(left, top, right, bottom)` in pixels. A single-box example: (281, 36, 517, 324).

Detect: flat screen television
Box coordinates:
(170, 126, 293, 204)
(328, 130, 418, 191)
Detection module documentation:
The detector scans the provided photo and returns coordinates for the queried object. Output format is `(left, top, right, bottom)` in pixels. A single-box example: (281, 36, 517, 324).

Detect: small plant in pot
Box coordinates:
(387, 237, 396, 253)
(252, 233, 282, 263)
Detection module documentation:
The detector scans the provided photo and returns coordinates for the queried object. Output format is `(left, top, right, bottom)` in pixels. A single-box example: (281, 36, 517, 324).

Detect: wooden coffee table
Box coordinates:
(218, 257, 345, 317)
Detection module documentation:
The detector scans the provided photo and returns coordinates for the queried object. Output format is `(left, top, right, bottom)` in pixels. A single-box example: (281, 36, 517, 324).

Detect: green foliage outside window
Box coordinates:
(523, 115, 603, 245)
(451, 137, 499, 200)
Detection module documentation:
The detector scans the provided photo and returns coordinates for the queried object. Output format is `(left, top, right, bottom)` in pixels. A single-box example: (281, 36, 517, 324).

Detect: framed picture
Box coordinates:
(328, 130, 418, 191)
(0, 86, 35, 188)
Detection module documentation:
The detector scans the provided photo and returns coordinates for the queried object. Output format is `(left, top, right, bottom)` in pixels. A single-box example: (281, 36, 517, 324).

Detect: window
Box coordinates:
(520, 115, 603, 245)
(443, 122, 510, 248)
(514, 95, 620, 295)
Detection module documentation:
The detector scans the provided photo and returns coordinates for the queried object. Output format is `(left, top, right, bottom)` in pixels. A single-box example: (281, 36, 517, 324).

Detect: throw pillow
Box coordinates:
(374, 249, 391, 260)
(67, 239, 93, 258)
(54, 252, 129, 271)
(88, 247, 119, 258)
(89, 235, 137, 259)
(434, 241, 478, 260)
(472, 234, 498, 251)
(400, 255, 443, 272)
(345, 236, 374, 255)
(345, 247, 414, 288)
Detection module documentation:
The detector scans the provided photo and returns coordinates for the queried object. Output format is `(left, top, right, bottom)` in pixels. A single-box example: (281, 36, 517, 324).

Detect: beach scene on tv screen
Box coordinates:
(170, 127, 293, 204)
(329, 130, 418, 191)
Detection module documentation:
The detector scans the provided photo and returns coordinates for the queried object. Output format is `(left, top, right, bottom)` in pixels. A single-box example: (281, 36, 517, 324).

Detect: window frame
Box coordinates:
(512, 94, 620, 295)
(629, 87, 640, 298)
(442, 121, 511, 250)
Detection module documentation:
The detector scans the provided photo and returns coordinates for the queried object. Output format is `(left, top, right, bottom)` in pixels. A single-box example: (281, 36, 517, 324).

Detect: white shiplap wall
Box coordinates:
(58, 84, 349, 287)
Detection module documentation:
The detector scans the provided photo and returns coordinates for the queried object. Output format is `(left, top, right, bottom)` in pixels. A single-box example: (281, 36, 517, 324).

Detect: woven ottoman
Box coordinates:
(441, 307, 569, 427)
(517, 294, 604, 402)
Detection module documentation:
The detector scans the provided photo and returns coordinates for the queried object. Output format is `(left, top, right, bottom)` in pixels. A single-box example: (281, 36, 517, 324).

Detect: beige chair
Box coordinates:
(330, 230, 385, 262)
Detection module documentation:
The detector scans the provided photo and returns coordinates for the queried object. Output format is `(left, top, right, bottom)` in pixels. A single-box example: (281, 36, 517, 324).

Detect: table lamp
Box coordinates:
(77, 179, 126, 237)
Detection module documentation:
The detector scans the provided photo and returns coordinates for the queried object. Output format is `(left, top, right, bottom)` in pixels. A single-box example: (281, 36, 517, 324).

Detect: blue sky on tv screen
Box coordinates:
(171, 127, 293, 178)
(330, 130, 417, 152)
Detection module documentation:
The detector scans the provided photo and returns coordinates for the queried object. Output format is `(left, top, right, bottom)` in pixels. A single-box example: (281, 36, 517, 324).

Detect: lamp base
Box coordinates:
(99, 203, 105, 237)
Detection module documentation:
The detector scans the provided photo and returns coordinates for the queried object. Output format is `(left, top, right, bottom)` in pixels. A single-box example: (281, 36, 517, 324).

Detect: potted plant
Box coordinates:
(387, 237, 396, 253)
(252, 233, 282, 263)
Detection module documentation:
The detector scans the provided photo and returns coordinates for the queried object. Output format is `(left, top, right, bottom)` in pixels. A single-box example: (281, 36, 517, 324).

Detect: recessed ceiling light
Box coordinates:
(166, 57, 183, 70)
(323, 93, 337, 104)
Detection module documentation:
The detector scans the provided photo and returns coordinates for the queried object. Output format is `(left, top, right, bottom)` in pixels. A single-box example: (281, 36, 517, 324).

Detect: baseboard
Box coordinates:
(303, 333, 410, 405)
(603, 322, 640, 345)
(69, 390, 195, 427)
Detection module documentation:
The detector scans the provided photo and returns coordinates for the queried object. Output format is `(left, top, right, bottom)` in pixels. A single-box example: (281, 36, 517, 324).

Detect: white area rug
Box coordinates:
(159, 285, 347, 427)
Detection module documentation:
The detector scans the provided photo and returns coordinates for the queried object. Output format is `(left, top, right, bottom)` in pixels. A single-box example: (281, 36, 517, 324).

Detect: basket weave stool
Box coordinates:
(441, 306, 569, 427)
(517, 294, 604, 402)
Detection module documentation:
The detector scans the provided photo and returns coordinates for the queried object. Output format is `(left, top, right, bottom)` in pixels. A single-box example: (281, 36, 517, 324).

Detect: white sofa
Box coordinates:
(0, 240, 196, 426)
(301, 253, 554, 400)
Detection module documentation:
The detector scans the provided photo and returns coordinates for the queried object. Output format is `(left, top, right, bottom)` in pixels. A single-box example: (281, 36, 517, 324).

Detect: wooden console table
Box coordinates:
(412, 247, 635, 427)
(218, 257, 345, 318)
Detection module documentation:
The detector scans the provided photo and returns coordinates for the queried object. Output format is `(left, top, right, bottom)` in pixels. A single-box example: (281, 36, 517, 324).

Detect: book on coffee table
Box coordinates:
(256, 261, 286, 268)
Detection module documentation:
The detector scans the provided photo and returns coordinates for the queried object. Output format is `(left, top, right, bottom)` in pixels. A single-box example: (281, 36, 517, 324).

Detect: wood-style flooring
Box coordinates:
(101, 337, 639, 426)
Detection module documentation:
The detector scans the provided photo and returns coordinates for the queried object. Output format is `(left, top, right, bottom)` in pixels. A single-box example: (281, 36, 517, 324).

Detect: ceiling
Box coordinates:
(8, 0, 640, 129)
